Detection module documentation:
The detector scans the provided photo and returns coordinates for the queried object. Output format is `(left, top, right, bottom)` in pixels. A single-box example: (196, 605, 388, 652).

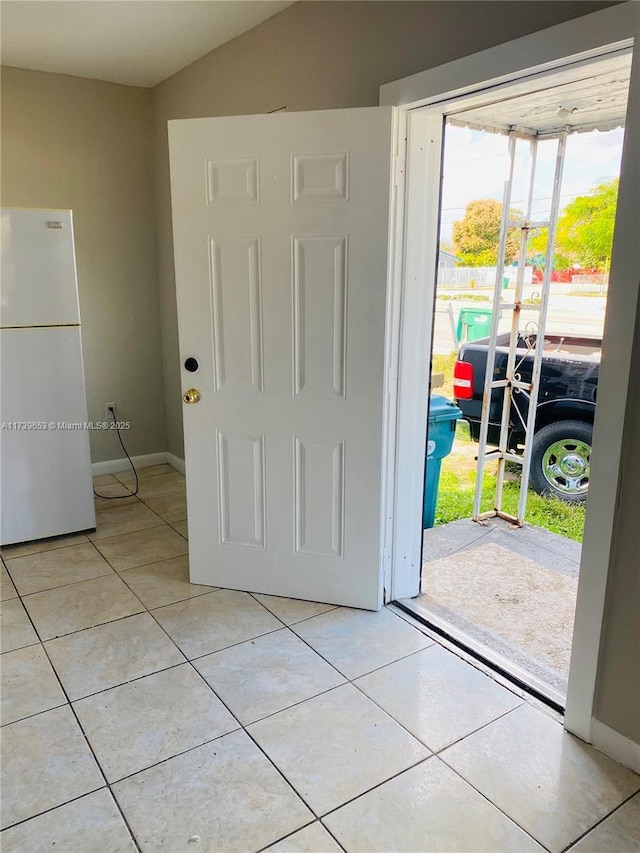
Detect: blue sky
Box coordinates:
(440, 124, 625, 245)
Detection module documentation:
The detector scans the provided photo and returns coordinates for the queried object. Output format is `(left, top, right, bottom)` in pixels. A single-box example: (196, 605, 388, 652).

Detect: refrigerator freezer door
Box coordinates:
(1, 326, 96, 544)
(1, 209, 81, 328)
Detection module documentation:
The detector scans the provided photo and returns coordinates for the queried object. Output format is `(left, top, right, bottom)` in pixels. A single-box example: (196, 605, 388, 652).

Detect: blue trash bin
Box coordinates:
(423, 394, 463, 528)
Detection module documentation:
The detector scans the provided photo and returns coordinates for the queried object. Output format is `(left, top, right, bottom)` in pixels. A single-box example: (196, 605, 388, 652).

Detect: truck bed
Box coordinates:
(455, 332, 601, 446)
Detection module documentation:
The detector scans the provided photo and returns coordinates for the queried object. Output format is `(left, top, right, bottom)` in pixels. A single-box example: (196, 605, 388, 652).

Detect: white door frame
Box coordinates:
(380, 1, 639, 746)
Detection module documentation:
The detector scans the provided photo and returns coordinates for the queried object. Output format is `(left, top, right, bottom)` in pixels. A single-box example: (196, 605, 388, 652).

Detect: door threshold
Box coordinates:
(395, 597, 566, 713)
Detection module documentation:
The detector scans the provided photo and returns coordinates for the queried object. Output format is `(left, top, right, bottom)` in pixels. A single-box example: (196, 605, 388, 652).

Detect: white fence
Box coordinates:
(570, 274, 608, 294)
(437, 265, 533, 289)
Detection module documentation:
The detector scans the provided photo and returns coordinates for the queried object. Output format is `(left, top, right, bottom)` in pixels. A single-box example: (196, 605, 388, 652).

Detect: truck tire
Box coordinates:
(530, 420, 592, 503)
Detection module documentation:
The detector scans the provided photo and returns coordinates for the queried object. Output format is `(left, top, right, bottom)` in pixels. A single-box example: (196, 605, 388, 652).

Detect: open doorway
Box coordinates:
(398, 48, 632, 708)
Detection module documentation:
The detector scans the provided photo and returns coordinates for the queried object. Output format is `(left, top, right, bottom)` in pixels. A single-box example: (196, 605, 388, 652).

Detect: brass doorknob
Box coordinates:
(183, 388, 201, 404)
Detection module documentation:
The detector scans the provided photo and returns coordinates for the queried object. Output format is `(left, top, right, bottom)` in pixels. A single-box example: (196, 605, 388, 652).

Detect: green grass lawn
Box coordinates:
(437, 293, 491, 302)
(430, 354, 586, 542)
(435, 456, 586, 541)
(431, 352, 457, 399)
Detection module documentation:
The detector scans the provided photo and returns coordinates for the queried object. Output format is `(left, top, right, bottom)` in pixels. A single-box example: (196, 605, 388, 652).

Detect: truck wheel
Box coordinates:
(530, 420, 592, 502)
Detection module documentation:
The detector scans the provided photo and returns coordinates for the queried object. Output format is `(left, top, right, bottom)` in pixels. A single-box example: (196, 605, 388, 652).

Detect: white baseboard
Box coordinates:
(590, 718, 640, 774)
(166, 453, 185, 475)
(92, 451, 186, 477)
(91, 452, 170, 476)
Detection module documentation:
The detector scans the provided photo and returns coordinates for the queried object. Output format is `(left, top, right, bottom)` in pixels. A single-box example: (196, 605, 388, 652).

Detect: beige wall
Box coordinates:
(1, 67, 165, 463)
(153, 0, 614, 459)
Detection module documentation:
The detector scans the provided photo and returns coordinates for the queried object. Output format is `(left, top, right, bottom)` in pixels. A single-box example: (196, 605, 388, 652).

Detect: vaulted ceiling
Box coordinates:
(0, 1, 294, 87)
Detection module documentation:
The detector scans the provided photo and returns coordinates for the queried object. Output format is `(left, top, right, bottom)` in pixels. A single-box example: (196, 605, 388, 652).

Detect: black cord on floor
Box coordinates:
(93, 407, 139, 499)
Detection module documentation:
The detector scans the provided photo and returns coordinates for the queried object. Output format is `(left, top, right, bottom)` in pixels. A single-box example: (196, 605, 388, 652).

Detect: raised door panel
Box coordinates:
(292, 236, 348, 399)
(294, 437, 345, 558)
(209, 238, 263, 393)
(216, 431, 266, 548)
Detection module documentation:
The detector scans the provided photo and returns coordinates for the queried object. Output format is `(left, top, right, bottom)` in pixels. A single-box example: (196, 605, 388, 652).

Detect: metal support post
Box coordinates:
(472, 132, 517, 519)
(516, 130, 568, 521)
(472, 128, 567, 525)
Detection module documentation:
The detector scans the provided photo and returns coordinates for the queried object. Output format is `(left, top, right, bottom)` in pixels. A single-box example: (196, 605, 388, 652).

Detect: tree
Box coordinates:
(452, 199, 520, 266)
(530, 178, 619, 271)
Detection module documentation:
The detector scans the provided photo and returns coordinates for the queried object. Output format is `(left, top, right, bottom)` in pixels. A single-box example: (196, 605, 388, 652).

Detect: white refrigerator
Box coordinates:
(1, 208, 96, 545)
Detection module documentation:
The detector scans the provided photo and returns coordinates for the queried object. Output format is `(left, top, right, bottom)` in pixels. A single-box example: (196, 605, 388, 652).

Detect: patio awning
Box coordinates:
(447, 48, 632, 137)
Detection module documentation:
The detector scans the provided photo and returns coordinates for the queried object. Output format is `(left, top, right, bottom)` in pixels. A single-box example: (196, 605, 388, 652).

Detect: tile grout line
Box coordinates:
(59, 658, 189, 705)
(0, 788, 140, 852)
(318, 821, 350, 853)
(98, 547, 189, 574)
(246, 596, 528, 758)
(8, 533, 152, 639)
(136, 591, 392, 839)
(26, 600, 148, 644)
(229, 679, 349, 728)
(434, 749, 555, 853)
(389, 603, 534, 704)
(5, 486, 215, 848)
(254, 819, 319, 853)
(436, 741, 560, 853)
(288, 621, 441, 687)
(6, 587, 631, 853)
(559, 787, 640, 852)
(7, 632, 143, 853)
(138, 601, 322, 835)
(12, 605, 436, 729)
(2, 678, 529, 853)
(4, 499, 634, 852)
(233, 601, 566, 849)
(3, 518, 184, 849)
(317, 754, 436, 822)
(432, 703, 527, 756)
(1, 536, 91, 562)
(232, 602, 469, 823)
(34, 607, 152, 644)
(5, 539, 106, 563)
(0, 696, 68, 729)
(5, 604, 632, 853)
(6, 550, 118, 599)
(88, 521, 168, 544)
(257, 818, 349, 853)
(8, 580, 528, 849)
(19, 593, 336, 713)
(349, 662, 526, 757)
(2, 579, 47, 648)
(390, 598, 569, 709)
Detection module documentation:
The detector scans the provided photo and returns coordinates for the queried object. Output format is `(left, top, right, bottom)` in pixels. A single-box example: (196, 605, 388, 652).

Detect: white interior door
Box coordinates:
(169, 107, 395, 610)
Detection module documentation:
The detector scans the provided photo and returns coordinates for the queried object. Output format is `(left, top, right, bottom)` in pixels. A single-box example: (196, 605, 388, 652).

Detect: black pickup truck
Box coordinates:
(453, 332, 601, 502)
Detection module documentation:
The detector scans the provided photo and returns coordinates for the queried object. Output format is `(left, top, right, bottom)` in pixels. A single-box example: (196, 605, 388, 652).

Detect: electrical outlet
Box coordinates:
(104, 402, 117, 420)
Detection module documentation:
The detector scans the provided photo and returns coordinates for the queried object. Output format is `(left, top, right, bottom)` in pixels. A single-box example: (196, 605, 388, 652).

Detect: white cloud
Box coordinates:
(440, 125, 624, 241)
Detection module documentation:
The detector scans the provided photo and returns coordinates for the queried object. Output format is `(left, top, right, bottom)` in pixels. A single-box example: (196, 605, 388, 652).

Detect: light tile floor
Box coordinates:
(1, 465, 639, 852)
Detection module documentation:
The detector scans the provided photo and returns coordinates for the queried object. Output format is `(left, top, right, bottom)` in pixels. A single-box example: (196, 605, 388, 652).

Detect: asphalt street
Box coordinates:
(433, 289, 606, 354)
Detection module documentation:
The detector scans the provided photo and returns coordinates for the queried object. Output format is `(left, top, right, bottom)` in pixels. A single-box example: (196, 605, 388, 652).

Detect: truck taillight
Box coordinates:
(453, 360, 474, 400)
